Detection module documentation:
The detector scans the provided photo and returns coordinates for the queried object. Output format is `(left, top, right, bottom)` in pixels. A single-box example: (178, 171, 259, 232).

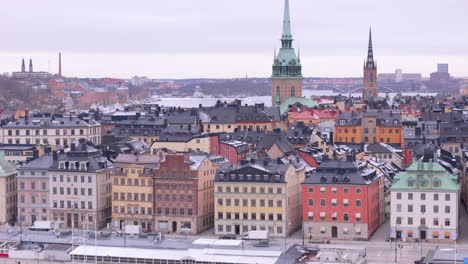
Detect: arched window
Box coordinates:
(290, 86, 295, 97)
(276, 86, 280, 96)
(369, 72, 374, 81)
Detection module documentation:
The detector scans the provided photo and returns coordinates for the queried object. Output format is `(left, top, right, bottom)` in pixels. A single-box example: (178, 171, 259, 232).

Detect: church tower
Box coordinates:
(362, 28, 378, 101)
(29, 59, 33, 73)
(21, 58, 25, 72)
(271, 0, 302, 106)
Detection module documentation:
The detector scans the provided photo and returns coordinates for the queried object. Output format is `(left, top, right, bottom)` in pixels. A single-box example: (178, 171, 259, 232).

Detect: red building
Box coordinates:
(301, 158, 384, 240)
(217, 140, 249, 164)
(152, 153, 218, 235)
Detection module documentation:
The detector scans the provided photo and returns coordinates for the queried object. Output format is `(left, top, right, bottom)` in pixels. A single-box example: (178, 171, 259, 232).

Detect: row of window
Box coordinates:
(218, 224, 283, 234)
(217, 186, 283, 194)
(395, 217, 451, 227)
(217, 198, 282, 207)
(156, 207, 193, 216)
(396, 204, 451, 213)
(307, 186, 362, 194)
(53, 187, 93, 196)
(156, 194, 192, 202)
(218, 173, 281, 182)
(308, 198, 361, 208)
(20, 195, 46, 204)
(52, 200, 93, 210)
(7, 128, 86, 136)
(306, 226, 362, 236)
(8, 137, 98, 146)
(337, 137, 396, 143)
(113, 206, 153, 215)
(155, 183, 193, 190)
(52, 175, 93, 183)
(113, 178, 153, 187)
(396, 192, 450, 201)
(217, 212, 282, 221)
(113, 192, 153, 202)
(306, 212, 362, 222)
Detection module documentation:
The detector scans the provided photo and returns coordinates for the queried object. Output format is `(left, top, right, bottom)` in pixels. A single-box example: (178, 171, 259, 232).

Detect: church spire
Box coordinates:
(366, 27, 375, 69)
(282, 0, 292, 40)
(21, 58, 25, 72)
(281, 0, 293, 49)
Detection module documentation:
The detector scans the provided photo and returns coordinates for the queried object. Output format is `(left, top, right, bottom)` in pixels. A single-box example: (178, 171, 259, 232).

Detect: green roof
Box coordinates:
(0, 152, 16, 177)
(390, 159, 458, 191)
(279, 97, 319, 115)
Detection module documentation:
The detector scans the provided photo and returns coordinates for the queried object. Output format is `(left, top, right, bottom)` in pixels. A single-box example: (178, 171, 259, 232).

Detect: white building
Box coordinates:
(390, 152, 459, 242)
(2, 115, 101, 146)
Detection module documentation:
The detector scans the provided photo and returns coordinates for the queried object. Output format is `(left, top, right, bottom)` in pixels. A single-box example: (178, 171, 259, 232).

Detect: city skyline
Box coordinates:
(1, 0, 467, 78)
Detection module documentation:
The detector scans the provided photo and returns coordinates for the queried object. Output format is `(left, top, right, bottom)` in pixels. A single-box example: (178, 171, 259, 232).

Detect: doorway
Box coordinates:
(331, 226, 338, 238)
(234, 225, 240, 235)
(420, 230, 426, 240)
(172, 221, 177, 233)
(31, 215, 36, 225)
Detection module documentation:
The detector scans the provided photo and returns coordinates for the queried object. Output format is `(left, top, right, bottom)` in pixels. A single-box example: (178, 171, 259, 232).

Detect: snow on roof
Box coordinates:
(70, 245, 279, 264)
(192, 239, 243, 247)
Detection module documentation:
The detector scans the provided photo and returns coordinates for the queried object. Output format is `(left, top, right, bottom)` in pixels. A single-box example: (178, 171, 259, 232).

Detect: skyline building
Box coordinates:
(271, 0, 303, 106)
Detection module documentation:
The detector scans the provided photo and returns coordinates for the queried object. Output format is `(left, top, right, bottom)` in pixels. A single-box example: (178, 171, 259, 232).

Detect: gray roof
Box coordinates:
(303, 159, 378, 185)
(215, 159, 291, 183)
(18, 154, 54, 171)
(5, 116, 99, 128)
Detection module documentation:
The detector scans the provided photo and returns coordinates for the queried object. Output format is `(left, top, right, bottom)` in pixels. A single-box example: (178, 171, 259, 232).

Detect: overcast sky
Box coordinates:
(1, 0, 467, 79)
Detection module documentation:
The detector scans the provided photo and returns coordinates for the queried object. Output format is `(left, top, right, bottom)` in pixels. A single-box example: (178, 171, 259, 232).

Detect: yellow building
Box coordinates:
(112, 154, 161, 232)
(214, 159, 305, 237)
(150, 134, 215, 154)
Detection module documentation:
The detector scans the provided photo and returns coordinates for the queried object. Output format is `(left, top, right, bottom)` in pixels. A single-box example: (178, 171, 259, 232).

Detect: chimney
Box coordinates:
(58, 52, 62, 77)
(52, 151, 58, 161)
(71, 143, 76, 151)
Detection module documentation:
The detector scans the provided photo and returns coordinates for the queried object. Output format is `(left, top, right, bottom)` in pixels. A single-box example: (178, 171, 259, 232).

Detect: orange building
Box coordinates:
(334, 111, 403, 147)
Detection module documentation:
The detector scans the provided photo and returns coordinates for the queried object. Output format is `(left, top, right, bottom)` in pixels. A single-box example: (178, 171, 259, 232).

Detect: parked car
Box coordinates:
(219, 234, 237, 240)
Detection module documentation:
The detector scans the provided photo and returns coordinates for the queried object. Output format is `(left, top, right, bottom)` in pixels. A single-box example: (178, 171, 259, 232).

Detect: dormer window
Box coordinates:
(339, 120, 345, 125)
(393, 119, 398, 125)
(420, 178, 428, 187)
(230, 174, 236, 181)
(219, 173, 224, 180)
(275, 174, 280, 181)
(264, 175, 269, 181)
(59, 162, 65, 169)
(433, 178, 441, 188)
(69, 162, 75, 170)
(407, 178, 415, 187)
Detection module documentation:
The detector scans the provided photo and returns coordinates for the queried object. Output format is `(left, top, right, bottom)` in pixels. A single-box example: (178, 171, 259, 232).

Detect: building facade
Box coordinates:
(111, 154, 160, 232)
(302, 159, 384, 240)
(214, 159, 305, 238)
(153, 153, 218, 235)
(48, 141, 112, 229)
(2, 115, 101, 146)
(271, 0, 302, 106)
(390, 152, 459, 242)
(17, 154, 53, 226)
(0, 152, 17, 224)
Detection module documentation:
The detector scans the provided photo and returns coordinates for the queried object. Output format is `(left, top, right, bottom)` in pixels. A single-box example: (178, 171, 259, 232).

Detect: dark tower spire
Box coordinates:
(366, 28, 375, 69)
(29, 59, 33, 73)
(21, 58, 25, 72)
(362, 27, 378, 101)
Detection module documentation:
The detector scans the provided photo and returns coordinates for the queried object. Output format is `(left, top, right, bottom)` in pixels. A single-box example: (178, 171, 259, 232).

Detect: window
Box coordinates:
(355, 188, 361, 194)
(343, 199, 349, 208)
(433, 218, 439, 226)
(445, 194, 450, 201)
(421, 193, 426, 200)
(396, 204, 402, 212)
(320, 199, 326, 206)
(343, 213, 349, 221)
(408, 205, 413, 212)
(308, 199, 314, 206)
(420, 218, 426, 225)
(320, 187, 326, 193)
(408, 193, 413, 200)
(421, 205, 426, 213)
(445, 218, 450, 226)
(434, 193, 439, 201)
(308, 187, 313, 193)
(355, 213, 361, 222)
(396, 217, 402, 224)
(355, 200, 361, 208)
(343, 188, 349, 194)
(445, 206, 450, 213)
(396, 192, 402, 199)
(408, 217, 413, 225)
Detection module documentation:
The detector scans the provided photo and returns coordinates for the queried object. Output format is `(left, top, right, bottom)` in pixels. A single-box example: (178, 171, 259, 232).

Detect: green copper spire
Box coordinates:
(282, 0, 292, 40)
